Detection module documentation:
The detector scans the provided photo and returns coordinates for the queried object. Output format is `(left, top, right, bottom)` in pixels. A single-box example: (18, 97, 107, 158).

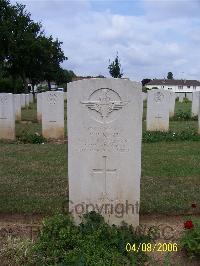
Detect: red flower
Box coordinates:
(184, 220, 194, 229)
(191, 203, 196, 208)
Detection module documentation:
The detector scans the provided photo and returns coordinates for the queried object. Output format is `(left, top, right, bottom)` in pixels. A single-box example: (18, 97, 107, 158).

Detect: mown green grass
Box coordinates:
(0, 142, 200, 215)
(175, 100, 192, 113)
(0, 144, 68, 214)
(0, 99, 199, 215)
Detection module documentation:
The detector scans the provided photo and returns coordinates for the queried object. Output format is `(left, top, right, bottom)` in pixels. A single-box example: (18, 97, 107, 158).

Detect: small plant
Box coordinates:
(172, 110, 198, 121)
(32, 212, 153, 265)
(183, 97, 190, 103)
(180, 219, 200, 258)
(18, 132, 46, 144)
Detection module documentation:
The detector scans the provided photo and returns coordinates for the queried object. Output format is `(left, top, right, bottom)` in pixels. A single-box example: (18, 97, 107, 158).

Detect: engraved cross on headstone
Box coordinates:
(92, 156, 117, 195)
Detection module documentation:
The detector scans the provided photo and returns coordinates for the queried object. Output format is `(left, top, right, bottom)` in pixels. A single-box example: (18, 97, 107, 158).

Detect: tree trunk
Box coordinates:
(47, 80, 51, 90)
(22, 72, 28, 93)
(31, 82, 36, 102)
(12, 76, 17, 94)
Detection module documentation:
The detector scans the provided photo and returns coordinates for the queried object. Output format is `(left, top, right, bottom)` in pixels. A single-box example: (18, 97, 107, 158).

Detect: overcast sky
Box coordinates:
(10, 0, 200, 81)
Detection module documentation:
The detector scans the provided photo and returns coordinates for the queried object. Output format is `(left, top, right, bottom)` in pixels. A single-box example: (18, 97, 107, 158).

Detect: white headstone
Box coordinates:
(37, 93, 43, 122)
(198, 93, 200, 134)
(0, 93, 15, 140)
(179, 93, 184, 102)
(14, 94, 21, 121)
(169, 91, 176, 118)
(68, 78, 142, 226)
(192, 91, 200, 117)
(186, 93, 192, 101)
(25, 94, 30, 107)
(42, 91, 64, 139)
(21, 94, 26, 108)
(29, 93, 33, 103)
(146, 89, 170, 131)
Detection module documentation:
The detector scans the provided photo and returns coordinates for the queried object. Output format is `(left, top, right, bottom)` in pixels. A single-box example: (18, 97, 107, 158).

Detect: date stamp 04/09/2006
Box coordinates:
(126, 243, 178, 253)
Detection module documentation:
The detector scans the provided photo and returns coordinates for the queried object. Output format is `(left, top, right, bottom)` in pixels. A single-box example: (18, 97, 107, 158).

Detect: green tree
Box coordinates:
(167, 72, 173, 79)
(0, 0, 68, 94)
(26, 36, 67, 93)
(108, 53, 123, 78)
(0, 1, 42, 92)
(55, 68, 76, 90)
(34, 36, 67, 90)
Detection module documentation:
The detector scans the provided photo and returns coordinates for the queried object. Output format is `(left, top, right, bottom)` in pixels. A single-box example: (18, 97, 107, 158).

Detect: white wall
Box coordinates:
(146, 84, 200, 93)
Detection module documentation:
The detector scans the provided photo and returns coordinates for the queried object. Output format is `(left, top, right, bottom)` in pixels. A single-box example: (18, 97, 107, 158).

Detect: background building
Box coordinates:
(146, 79, 200, 94)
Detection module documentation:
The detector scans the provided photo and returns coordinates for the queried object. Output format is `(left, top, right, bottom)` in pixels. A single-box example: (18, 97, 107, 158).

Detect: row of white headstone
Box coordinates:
(1, 80, 200, 226)
(0, 85, 200, 141)
(0, 93, 34, 139)
(143, 90, 200, 132)
(143, 92, 194, 103)
(0, 91, 68, 140)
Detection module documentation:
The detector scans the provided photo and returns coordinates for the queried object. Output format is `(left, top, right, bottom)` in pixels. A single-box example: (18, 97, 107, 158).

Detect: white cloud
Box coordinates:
(142, 0, 200, 20)
(10, 0, 200, 80)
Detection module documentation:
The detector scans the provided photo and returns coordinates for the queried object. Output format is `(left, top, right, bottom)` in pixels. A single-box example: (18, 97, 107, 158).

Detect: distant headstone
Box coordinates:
(25, 94, 30, 107)
(192, 91, 200, 117)
(198, 93, 200, 134)
(146, 89, 170, 131)
(14, 94, 21, 121)
(169, 91, 176, 118)
(37, 93, 43, 122)
(21, 94, 26, 108)
(186, 93, 192, 101)
(179, 93, 184, 102)
(64, 91, 67, 100)
(29, 93, 33, 103)
(142, 92, 147, 101)
(0, 93, 15, 140)
(68, 78, 142, 226)
(42, 91, 64, 139)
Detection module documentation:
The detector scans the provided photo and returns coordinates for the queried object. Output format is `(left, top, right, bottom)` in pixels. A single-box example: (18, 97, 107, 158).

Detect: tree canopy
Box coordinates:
(108, 53, 123, 78)
(141, 78, 151, 87)
(0, 0, 74, 93)
(167, 72, 173, 80)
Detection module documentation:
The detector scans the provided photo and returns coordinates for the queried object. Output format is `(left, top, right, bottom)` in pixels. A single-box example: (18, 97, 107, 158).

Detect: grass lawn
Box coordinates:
(0, 141, 200, 215)
(0, 99, 199, 216)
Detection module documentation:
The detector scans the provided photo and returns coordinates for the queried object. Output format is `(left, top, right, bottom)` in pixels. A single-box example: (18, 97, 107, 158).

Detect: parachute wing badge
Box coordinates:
(108, 101, 129, 114)
(80, 101, 101, 115)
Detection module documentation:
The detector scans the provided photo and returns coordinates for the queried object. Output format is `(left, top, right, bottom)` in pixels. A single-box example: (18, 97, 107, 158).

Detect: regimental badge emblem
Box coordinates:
(0, 95, 8, 105)
(154, 91, 164, 103)
(81, 88, 129, 123)
(47, 93, 58, 105)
